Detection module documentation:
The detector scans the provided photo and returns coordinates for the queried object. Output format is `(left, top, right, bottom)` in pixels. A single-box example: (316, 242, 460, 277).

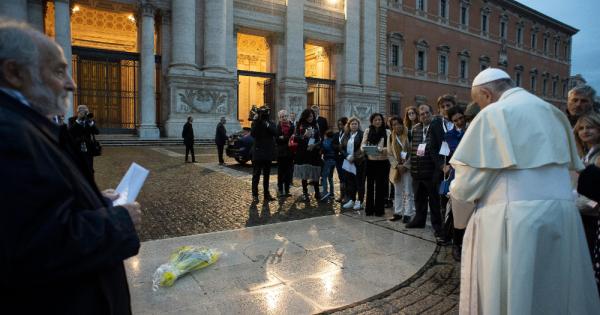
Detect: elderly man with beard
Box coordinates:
(0, 20, 141, 314)
(450, 68, 600, 314)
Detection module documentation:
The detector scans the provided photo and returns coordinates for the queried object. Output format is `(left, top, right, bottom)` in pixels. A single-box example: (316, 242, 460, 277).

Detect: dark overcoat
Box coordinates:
(294, 121, 322, 166)
(215, 122, 228, 146)
(250, 119, 277, 161)
(275, 122, 295, 158)
(182, 122, 195, 146)
(0, 90, 140, 315)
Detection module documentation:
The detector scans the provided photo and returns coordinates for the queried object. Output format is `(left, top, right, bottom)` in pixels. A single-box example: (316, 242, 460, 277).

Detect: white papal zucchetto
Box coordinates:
(472, 68, 511, 87)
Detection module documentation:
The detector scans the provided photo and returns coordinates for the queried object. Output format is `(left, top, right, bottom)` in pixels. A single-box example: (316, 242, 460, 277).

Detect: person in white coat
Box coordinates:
(450, 68, 600, 314)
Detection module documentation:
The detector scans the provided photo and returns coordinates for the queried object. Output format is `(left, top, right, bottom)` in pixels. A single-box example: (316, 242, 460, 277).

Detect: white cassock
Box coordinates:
(450, 87, 600, 314)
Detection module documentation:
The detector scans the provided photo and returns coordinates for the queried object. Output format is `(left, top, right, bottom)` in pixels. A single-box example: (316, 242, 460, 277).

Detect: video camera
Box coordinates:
(248, 105, 270, 121)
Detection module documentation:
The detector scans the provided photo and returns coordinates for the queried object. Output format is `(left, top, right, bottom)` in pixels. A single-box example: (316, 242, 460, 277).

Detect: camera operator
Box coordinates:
(250, 106, 277, 202)
(68, 104, 99, 173)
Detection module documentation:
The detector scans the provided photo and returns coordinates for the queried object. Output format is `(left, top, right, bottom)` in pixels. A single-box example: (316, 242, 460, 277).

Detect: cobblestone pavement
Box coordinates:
(327, 246, 459, 315)
(95, 145, 460, 314)
(94, 146, 343, 241)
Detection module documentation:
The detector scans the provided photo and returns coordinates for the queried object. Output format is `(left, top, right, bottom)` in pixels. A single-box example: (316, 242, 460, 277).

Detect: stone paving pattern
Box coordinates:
(95, 146, 342, 241)
(327, 246, 459, 315)
(95, 146, 460, 314)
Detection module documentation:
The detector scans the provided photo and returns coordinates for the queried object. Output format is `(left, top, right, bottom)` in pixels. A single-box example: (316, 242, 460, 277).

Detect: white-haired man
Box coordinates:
(0, 20, 141, 314)
(450, 68, 600, 313)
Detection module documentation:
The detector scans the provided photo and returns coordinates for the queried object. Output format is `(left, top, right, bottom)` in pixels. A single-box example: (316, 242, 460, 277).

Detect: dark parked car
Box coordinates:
(225, 127, 277, 164)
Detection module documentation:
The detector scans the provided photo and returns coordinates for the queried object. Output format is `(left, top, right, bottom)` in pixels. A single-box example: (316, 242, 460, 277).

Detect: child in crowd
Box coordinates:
(320, 130, 337, 201)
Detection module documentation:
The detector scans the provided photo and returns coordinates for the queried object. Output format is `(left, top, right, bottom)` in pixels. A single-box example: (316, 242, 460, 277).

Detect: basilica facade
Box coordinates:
(1, 0, 382, 138)
(0, 0, 577, 139)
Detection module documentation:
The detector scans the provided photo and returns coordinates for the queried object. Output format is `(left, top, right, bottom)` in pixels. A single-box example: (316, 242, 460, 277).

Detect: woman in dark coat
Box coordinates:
(293, 109, 322, 201)
(276, 109, 295, 197)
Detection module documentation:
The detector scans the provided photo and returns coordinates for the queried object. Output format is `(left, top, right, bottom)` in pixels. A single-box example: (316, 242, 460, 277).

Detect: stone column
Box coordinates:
(343, 0, 360, 86)
(169, 0, 197, 75)
(270, 33, 285, 113)
(160, 10, 171, 126)
(280, 0, 306, 114)
(0, 0, 27, 21)
(225, 0, 235, 73)
(54, 0, 73, 117)
(331, 43, 344, 117)
(203, 0, 227, 73)
(27, 0, 44, 31)
(361, 0, 377, 87)
(138, 3, 160, 139)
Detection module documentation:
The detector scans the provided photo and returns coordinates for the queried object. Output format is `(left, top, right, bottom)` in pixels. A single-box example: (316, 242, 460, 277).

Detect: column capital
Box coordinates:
(140, 3, 155, 17)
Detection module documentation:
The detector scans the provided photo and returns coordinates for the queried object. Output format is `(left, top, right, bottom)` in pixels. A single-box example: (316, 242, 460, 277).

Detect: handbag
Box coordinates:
(90, 134, 102, 156)
(288, 134, 298, 154)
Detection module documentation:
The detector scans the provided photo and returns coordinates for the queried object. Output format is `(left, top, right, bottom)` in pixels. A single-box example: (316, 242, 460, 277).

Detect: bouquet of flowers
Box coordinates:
(152, 246, 220, 290)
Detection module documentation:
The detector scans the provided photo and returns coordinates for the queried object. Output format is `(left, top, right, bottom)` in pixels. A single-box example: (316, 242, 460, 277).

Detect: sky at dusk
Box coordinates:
(518, 0, 600, 89)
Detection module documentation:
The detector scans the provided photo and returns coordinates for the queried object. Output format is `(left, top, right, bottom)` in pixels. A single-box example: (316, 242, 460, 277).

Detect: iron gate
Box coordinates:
(72, 47, 161, 130)
(306, 77, 336, 125)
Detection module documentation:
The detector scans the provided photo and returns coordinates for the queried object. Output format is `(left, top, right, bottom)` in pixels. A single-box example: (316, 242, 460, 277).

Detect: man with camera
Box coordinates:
(68, 104, 100, 172)
(250, 105, 277, 202)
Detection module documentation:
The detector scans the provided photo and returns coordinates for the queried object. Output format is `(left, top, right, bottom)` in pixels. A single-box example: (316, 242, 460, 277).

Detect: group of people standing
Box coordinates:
(249, 105, 329, 202)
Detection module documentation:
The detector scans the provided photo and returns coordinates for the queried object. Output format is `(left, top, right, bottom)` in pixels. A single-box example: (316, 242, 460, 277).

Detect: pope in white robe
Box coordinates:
(450, 68, 600, 314)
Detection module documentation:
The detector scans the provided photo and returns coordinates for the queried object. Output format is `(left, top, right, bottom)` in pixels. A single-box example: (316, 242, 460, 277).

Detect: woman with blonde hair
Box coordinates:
(403, 105, 418, 142)
(573, 112, 600, 287)
(387, 116, 414, 222)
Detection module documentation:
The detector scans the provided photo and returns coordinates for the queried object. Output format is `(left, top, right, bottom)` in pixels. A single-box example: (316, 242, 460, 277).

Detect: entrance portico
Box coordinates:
(2, 0, 382, 138)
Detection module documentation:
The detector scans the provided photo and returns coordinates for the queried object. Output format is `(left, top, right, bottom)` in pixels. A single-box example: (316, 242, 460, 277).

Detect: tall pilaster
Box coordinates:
(343, 0, 360, 86)
(160, 10, 171, 126)
(27, 0, 44, 31)
(203, 0, 227, 73)
(270, 33, 285, 114)
(225, 0, 235, 73)
(338, 0, 378, 126)
(138, 3, 159, 139)
(0, 0, 27, 21)
(170, 0, 197, 75)
(54, 0, 73, 117)
(280, 0, 306, 115)
(361, 0, 377, 87)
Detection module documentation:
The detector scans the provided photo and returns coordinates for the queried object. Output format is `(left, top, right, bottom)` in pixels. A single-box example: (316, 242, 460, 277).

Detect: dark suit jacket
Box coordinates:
(182, 122, 194, 145)
(250, 119, 277, 161)
(215, 122, 227, 146)
(332, 130, 345, 161)
(0, 90, 140, 315)
(316, 116, 328, 137)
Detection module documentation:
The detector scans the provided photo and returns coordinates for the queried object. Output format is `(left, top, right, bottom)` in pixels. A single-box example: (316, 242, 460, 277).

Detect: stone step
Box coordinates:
(95, 134, 214, 147)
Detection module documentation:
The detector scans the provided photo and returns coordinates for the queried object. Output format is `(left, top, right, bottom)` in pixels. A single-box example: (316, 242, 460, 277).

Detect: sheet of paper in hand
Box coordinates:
(113, 162, 149, 206)
(362, 145, 380, 156)
(439, 141, 450, 156)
